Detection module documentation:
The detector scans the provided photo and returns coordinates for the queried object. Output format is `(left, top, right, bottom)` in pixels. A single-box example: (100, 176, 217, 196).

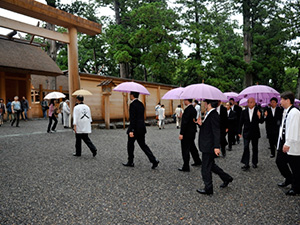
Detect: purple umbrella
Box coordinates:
(113, 81, 150, 95)
(162, 87, 184, 100)
(179, 83, 227, 101)
(237, 85, 280, 103)
(224, 92, 239, 101)
(239, 98, 248, 106)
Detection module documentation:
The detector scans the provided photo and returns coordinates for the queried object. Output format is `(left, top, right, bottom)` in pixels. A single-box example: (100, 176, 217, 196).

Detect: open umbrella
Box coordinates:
(224, 92, 239, 101)
(113, 81, 150, 95)
(179, 83, 227, 101)
(72, 89, 93, 96)
(239, 98, 248, 106)
(162, 87, 184, 100)
(237, 85, 280, 104)
(44, 91, 66, 100)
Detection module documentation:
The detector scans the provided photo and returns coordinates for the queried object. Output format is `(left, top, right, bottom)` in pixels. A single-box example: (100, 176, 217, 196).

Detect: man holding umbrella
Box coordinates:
(123, 91, 159, 169)
(196, 99, 233, 195)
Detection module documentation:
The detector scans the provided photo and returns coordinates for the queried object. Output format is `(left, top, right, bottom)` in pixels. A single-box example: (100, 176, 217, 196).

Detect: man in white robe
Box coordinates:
(63, 100, 70, 128)
(277, 91, 300, 196)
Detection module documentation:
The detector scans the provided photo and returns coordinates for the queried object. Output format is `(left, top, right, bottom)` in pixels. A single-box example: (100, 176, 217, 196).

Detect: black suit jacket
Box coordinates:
(127, 99, 146, 135)
(199, 109, 220, 153)
(180, 104, 197, 138)
(265, 107, 283, 137)
(227, 109, 237, 131)
(219, 105, 228, 135)
(233, 104, 242, 129)
(238, 107, 264, 139)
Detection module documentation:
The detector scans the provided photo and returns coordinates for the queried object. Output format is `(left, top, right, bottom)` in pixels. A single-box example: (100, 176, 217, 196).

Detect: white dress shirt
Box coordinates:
(248, 107, 254, 122)
(271, 107, 276, 117)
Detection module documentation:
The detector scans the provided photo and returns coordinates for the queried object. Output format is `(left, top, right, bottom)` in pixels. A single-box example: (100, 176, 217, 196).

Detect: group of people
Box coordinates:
(0, 96, 30, 127)
(122, 91, 300, 196)
(1, 90, 300, 196)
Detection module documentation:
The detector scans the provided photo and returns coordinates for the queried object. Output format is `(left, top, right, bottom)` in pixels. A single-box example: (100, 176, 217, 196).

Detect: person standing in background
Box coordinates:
(194, 100, 202, 120)
(226, 102, 237, 151)
(21, 96, 29, 121)
(47, 99, 58, 133)
(11, 96, 21, 127)
(264, 97, 283, 158)
(158, 104, 165, 129)
(0, 98, 6, 126)
(41, 99, 48, 119)
(63, 100, 70, 128)
(175, 104, 184, 129)
(6, 99, 12, 122)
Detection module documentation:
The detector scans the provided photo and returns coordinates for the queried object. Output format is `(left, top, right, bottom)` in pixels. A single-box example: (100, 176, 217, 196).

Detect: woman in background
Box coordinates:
(47, 99, 58, 133)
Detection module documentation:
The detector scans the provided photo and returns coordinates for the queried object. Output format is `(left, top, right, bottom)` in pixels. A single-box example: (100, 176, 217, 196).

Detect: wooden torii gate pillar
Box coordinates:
(0, 0, 102, 112)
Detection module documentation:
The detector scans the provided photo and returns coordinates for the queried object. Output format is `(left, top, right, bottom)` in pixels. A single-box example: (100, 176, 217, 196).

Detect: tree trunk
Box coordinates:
(114, 0, 129, 78)
(243, 0, 252, 87)
(144, 67, 148, 81)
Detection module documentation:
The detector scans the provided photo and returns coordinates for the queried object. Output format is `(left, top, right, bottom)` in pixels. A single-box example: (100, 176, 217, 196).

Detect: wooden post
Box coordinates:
(125, 93, 129, 121)
(25, 74, 32, 118)
(141, 94, 146, 119)
(68, 26, 80, 116)
(0, 72, 6, 103)
(169, 100, 173, 116)
(103, 94, 110, 129)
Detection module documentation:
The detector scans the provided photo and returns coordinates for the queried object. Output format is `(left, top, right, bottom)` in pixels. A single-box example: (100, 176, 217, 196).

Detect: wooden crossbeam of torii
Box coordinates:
(0, 0, 102, 114)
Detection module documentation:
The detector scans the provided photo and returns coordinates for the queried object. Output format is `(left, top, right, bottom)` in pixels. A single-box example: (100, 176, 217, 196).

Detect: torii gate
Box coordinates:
(0, 0, 102, 110)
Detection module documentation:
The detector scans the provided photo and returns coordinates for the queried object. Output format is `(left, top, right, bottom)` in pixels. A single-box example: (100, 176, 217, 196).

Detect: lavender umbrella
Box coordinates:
(239, 98, 248, 106)
(179, 83, 227, 101)
(237, 85, 280, 104)
(224, 92, 239, 101)
(113, 81, 150, 95)
(162, 87, 184, 100)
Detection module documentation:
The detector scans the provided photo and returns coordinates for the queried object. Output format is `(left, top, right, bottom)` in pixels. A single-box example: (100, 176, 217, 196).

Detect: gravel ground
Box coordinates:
(0, 119, 299, 224)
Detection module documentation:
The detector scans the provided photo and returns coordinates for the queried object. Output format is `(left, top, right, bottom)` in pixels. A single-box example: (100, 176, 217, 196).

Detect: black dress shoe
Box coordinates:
(93, 151, 97, 157)
(152, 160, 159, 169)
(252, 164, 258, 169)
(220, 177, 233, 188)
(277, 181, 291, 187)
(286, 189, 297, 196)
(191, 163, 202, 167)
(196, 189, 213, 195)
(228, 148, 232, 151)
(270, 155, 275, 158)
(241, 165, 250, 171)
(123, 162, 134, 167)
(178, 167, 190, 172)
(73, 153, 81, 156)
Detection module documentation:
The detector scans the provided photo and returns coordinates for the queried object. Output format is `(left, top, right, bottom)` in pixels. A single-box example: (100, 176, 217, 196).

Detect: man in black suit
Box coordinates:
(226, 102, 237, 151)
(216, 101, 228, 157)
(196, 99, 233, 195)
(264, 97, 283, 158)
(178, 99, 202, 172)
(238, 97, 264, 171)
(123, 91, 159, 169)
(230, 98, 242, 144)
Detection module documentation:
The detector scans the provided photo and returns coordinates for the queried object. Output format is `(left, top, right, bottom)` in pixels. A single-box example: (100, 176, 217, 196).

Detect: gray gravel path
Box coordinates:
(0, 119, 299, 224)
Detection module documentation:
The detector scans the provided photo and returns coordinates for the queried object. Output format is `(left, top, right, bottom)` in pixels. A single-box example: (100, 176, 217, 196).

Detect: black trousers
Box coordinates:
(227, 129, 235, 149)
(288, 155, 300, 193)
(11, 111, 20, 126)
(127, 133, 156, 164)
(276, 150, 293, 183)
(181, 135, 202, 169)
(268, 134, 278, 156)
(47, 114, 58, 132)
(220, 132, 228, 155)
(75, 133, 97, 156)
(241, 137, 259, 166)
(201, 153, 232, 192)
